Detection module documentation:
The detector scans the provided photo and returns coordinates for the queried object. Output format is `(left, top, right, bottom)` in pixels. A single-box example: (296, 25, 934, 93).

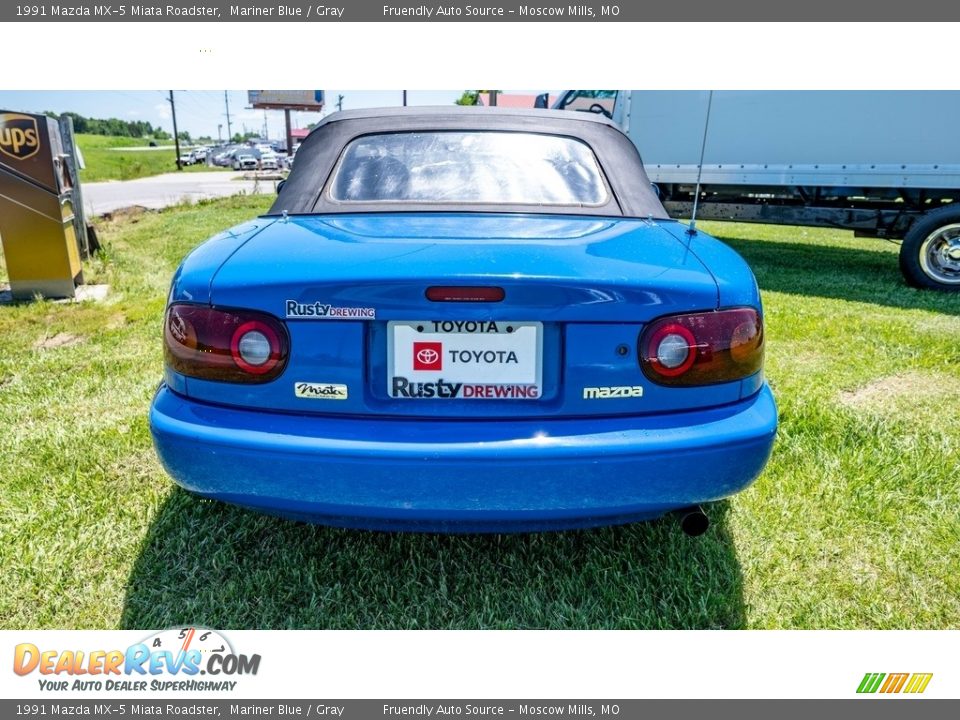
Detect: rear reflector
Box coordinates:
(426, 286, 505, 302)
(164, 304, 289, 383)
(639, 307, 763, 386)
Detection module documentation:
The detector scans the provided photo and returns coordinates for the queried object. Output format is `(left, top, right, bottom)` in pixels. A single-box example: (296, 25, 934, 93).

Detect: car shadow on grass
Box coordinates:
(120, 489, 745, 630)
(715, 234, 960, 315)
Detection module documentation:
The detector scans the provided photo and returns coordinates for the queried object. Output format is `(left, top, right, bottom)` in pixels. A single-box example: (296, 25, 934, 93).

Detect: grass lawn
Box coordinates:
(0, 197, 958, 629)
(76, 134, 227, 182)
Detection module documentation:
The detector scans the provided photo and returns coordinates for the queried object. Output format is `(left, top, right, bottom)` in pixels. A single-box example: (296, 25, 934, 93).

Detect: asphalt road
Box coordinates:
(81, 171, 278, 216)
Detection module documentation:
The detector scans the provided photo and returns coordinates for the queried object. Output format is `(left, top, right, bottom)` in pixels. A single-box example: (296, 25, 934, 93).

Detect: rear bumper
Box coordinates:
(149, 384, 777, 532)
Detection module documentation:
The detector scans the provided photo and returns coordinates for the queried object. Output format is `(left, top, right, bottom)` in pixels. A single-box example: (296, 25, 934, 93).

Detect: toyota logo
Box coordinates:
(413, 341, 443, 370)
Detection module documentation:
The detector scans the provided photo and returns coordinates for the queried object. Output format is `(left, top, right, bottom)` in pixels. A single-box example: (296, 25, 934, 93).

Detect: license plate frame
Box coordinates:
(386, 320, 543, 400)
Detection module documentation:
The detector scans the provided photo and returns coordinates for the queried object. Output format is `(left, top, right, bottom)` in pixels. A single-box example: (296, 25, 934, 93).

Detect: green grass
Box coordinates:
(1, 204, 958, 629)
(76, 134, 226, 182)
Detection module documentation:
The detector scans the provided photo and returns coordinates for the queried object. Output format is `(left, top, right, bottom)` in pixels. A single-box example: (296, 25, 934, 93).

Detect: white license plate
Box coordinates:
(387, 320, 543, 400)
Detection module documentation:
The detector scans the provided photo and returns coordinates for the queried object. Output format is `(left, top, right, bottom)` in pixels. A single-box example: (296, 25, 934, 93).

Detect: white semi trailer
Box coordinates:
(553, 90, 960, 290)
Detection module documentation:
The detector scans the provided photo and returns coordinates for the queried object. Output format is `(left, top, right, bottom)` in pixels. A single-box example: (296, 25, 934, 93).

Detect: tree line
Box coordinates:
(45, 111, 172, 140)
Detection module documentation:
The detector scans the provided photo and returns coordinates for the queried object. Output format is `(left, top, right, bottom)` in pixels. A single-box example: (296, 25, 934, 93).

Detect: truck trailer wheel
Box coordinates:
(900, 206, 960, 290)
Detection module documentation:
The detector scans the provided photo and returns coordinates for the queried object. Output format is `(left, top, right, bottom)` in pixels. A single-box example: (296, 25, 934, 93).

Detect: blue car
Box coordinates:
(150, 107, 777, 534)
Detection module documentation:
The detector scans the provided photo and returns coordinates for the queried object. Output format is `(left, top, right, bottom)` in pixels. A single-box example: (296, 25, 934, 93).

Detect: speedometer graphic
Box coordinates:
(140, 627, 234, 659)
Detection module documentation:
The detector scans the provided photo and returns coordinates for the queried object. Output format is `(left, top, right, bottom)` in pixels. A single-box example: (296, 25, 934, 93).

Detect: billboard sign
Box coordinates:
(248, 90, 324, 111)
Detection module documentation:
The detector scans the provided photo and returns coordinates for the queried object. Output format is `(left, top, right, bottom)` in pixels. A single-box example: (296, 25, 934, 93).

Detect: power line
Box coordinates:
(180, 91, 216, 116)
(165, 91, 228, 140)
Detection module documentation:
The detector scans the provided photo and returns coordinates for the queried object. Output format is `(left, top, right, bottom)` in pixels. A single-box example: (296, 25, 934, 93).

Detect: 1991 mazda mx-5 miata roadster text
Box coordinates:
(149, 107, 777, 533)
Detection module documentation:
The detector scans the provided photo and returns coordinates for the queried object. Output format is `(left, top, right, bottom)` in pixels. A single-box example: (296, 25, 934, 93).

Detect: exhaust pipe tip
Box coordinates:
(677, 505, 710, 537)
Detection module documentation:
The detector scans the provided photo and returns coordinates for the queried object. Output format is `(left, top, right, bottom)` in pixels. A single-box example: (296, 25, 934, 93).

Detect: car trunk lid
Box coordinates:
(209, 213, 718, 318)
(190, 213, 737, 418)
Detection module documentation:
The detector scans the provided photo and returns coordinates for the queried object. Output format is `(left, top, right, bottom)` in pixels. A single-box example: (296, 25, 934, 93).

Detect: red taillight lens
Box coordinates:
(164, 304, 289, 383)
(426, 286, 505, 302)
(646, 322, 697, 377)
(230, 320, 283, 375)
(639, 308, 763, 386)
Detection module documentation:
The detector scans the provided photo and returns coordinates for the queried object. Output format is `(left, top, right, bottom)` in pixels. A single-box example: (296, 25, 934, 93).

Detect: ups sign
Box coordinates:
(0, 113, 41, 161)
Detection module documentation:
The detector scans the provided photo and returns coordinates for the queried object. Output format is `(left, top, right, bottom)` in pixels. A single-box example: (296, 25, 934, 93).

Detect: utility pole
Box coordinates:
(218, 123, 223, 143)
(224, 90, 233, 142)
(284, 109, 293, 154)
(336, 94, 344, 112)
(169, 91, 182, 171)
(263, 110, 268, 141)
(402, 90, 407, 107)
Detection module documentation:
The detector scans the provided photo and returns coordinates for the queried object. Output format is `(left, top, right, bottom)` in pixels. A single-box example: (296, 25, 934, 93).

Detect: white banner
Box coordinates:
(1, 630, 956, 700)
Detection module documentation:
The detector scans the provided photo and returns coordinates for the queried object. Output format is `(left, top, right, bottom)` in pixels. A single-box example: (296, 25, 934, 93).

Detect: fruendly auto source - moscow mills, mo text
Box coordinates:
(382, 5, 620, 17)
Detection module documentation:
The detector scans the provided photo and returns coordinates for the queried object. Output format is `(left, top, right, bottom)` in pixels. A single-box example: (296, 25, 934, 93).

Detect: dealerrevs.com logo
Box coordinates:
(13, 627, 260, 692)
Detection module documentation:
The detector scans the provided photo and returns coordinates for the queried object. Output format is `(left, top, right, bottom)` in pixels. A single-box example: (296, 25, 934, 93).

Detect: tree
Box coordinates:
(455, 91, 502, 106)
(43, 111, 159, 139)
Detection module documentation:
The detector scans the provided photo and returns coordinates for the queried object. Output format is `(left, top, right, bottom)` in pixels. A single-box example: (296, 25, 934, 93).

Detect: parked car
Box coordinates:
(150, 107, 777, 533)
(259, 152, 279, 171)
(232, 153, 258, 171)
(178, 152, 195, 166)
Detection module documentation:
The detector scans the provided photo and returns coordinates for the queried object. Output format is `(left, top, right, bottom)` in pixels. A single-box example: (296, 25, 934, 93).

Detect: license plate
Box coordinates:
(387, 320, 543, 400)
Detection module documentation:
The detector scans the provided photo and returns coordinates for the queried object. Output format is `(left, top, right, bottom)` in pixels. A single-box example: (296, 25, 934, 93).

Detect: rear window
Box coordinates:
(329, 131, 609, 206)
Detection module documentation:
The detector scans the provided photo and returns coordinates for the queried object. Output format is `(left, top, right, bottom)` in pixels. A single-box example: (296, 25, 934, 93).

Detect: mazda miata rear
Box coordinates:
(149, 107, 777, 532)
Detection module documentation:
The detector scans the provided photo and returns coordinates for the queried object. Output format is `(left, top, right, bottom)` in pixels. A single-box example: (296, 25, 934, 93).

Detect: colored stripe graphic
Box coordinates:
(880, 673, 909, 693)
(903, 674, 933, 694)
(857, 672, 932, 694)
(857, 673, 885, 693)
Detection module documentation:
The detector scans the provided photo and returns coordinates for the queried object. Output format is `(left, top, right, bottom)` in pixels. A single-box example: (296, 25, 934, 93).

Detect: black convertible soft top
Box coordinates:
(268, 106, 668, 219)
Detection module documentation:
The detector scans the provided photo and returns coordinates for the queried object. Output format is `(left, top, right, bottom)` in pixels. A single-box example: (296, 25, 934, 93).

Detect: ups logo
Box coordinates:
(0, 113, 41, 161)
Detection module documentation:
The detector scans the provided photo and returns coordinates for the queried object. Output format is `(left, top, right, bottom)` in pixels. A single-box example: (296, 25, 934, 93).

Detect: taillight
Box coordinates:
(164, 304, 289, 383)
(639, 308, 763, 386)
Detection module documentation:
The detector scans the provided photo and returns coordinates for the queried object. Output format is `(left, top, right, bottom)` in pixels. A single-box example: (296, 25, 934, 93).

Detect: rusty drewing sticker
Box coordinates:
(286, 300, 375, 320)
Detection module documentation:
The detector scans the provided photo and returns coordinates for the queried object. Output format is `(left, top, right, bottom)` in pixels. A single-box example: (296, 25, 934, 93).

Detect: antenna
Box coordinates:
(687, 90, 714, 236)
